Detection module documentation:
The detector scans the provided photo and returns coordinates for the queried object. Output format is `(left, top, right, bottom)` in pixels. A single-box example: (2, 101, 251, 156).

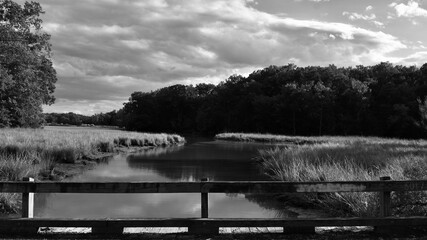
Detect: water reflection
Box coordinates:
(136, 144, 185, 157)
(35, 140, 296, 219)
(127, 141, 272, 181)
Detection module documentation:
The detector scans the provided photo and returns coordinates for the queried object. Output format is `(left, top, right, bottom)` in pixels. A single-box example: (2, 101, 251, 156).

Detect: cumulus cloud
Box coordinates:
(28, 0, 408, 114)
(389, 0, 427, 18)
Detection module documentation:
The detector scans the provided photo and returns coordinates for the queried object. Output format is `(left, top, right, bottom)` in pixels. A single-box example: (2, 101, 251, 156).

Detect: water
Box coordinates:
(35, 139, 294, 219)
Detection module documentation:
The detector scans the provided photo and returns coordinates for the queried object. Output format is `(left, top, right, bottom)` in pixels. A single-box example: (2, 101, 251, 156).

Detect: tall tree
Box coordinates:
(0, 0, 56, 127)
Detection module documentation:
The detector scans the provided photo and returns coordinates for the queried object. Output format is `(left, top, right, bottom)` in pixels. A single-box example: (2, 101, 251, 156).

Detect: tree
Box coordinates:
(0, 0, 57, 127)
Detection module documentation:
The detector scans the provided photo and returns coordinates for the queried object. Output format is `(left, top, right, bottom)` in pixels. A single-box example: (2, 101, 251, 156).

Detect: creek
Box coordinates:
(35, 138, 322, 219)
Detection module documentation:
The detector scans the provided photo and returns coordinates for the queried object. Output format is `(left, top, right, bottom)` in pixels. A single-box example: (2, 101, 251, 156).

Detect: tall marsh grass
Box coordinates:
(0, 126, 185, 214)
(257, 137, 427, 217)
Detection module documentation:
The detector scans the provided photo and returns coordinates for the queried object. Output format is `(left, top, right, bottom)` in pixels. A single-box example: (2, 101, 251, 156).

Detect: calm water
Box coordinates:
(35, 139, 294, 219)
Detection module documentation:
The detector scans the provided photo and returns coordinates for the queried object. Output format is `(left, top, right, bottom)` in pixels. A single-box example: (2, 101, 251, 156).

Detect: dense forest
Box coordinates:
(47, 63, 427, 139)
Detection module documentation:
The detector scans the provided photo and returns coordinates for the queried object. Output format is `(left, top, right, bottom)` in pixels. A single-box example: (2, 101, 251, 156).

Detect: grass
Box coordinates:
(217, 133, 427, 217)
(216, 132, 332, 144)
(0, 126, 185, 214)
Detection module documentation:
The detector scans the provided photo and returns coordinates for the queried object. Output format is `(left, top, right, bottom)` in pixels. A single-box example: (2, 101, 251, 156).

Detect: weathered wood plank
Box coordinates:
(21, 177, 34, 218)
(0, 182, 202, 193)
(1, 217, 427, 228)
(2, 180, 427, 193)
(379, 176, 392, 217)
(201, 178, 209, 218)
(205, 180, 427, 193)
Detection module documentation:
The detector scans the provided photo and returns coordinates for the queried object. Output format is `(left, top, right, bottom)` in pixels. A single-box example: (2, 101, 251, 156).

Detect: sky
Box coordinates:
(13, 0, 427, 115)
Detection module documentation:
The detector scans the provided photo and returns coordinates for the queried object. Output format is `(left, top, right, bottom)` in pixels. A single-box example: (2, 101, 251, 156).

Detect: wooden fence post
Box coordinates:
(14, 177, 40, 235)
(22, 177, 34, 218)
(375, 176, 391, 234)
(201, 178, 209, 219)
(379, 176, 391, 217)
(188, 178, 218, 235)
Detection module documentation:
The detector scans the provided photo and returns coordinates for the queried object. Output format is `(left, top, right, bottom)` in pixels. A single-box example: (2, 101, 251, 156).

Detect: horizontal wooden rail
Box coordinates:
(2, 217, 427, 228)
(1, 217, 427, 235)
(1, 177, 427, 235)
(1, 180, 427, 193)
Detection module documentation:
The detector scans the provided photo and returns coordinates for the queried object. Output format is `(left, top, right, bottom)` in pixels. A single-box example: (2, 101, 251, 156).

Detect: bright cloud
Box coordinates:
(389, 0, 427, 18)
(343, 11, 376, 21)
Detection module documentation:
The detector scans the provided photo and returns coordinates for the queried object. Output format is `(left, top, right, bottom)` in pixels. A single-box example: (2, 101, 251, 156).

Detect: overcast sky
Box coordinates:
(15, 0, 427, 115)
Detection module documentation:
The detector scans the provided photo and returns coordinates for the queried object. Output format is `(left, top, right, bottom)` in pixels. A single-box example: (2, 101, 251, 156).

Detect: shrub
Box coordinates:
(118, 137, 130, 147)
(130, 138, 139, 146)
(97, 141, 114, 152)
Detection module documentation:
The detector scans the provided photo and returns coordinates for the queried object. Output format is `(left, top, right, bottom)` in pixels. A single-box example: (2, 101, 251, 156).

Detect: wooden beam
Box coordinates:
(1, 217, 427, 228)
(376, 176, 392, 234)
(0, 182, 202, 193)
(21, 177, 34, 218)
(2, 180, 427, 194)
(201, 178, 209, 218)
(379, 176, 392, 217)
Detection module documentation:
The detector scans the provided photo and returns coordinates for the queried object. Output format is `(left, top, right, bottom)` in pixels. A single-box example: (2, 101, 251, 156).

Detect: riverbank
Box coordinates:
(0, 126, 185, 214)
(216, 133, 427, 217)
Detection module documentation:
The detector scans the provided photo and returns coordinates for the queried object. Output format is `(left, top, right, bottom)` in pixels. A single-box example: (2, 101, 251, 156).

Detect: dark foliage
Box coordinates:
(46, 62, 427, 138)
(119, 63, 427, 138)
(0, 0, 57, 127)
(44, 110, 122, 126)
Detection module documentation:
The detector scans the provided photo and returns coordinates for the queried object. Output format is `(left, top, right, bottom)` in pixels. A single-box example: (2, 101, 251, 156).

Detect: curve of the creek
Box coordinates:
(35, 137, 326, 219)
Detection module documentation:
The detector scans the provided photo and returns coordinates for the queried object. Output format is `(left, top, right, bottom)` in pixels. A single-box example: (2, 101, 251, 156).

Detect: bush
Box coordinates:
(118, 137, 131, 147)
(130, 138, 139, 146)
(97, 141, 114, 152)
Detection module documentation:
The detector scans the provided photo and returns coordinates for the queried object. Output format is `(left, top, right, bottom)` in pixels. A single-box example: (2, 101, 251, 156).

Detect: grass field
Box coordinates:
(0, 126, 185, 214)
(217, 133, 427, 217)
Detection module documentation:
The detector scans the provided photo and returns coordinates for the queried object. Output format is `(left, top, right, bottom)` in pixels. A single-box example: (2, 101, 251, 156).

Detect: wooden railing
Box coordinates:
(1, 176, 427, 235)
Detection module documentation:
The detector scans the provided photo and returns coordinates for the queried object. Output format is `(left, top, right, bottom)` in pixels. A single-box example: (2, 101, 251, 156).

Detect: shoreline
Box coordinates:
(45, 145, 161, 181)
(0, 127, 186, 215)
(218, 133, 427, 218)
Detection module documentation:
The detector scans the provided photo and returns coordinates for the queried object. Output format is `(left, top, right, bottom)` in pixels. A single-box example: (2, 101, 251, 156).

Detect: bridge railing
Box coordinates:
(1, 176, 427, 235)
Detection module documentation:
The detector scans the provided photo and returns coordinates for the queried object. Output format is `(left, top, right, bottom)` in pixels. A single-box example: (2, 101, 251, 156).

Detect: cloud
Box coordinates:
(343, 11, 376, 21)
(389, 0, 427, 18)
(373, 21, 385, 28)
(342, 10, 385, 28)
(396, 51, 427, 65)
(29, 0, 407, 114)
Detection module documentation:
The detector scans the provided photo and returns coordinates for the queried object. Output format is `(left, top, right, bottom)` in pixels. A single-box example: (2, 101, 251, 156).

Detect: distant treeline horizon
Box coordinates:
(45, 62, 427, 139)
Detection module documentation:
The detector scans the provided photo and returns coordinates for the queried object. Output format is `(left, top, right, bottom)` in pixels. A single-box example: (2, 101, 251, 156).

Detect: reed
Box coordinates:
(0, 126, 185, 214)
(257, 137, 427, 217)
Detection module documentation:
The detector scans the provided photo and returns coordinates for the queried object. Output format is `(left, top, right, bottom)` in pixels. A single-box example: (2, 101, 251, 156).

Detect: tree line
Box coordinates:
(43, 63, 427, 139)
(119, 63, 427, 138)
(44, 111, 122, 126)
